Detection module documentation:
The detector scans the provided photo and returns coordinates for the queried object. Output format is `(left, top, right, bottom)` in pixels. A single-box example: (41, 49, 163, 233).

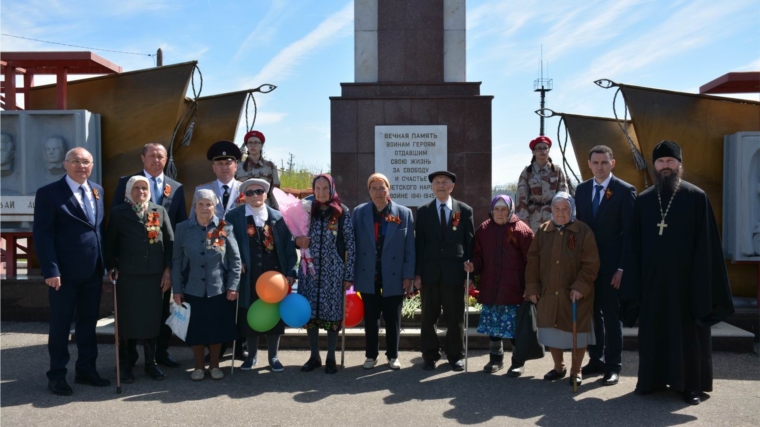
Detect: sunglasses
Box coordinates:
(245, 189, 266, 196)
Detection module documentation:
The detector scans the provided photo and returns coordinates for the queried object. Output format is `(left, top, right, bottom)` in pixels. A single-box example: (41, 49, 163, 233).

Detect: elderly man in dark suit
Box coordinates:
(414, 171, 475, 371)
(34, 147, 110, 396)
(575, 145, 636, 386)
(111, 141, 187, 368)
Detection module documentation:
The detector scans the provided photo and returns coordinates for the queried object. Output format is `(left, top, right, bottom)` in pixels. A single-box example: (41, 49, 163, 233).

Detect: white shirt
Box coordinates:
(144, 169, 165, 204)
(590, 173, 613, 205)
(435, 197, 453, 223)
(66, 175, 96, 220)
(217, 179, 237, 211)
(245, 204, 268, 227)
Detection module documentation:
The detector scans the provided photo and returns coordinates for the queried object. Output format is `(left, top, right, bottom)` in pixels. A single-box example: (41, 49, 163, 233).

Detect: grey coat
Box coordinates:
(352, 201, 415, 297)
(105, 202, 174, 274)
(171, 215, 242, 298)
(226, 204, 298, 309)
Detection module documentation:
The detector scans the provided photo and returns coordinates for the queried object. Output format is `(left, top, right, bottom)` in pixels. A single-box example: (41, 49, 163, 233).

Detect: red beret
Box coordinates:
(529, 136, 552, 150)
(243, 130, 266, 144)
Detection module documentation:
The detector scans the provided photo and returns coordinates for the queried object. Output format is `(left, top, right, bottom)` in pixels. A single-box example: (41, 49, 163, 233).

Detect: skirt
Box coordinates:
(184, 293, 237, 346)
(116, 273, 163, 339)
(477, 304, 519, 339)
(538, 319, 596, 350)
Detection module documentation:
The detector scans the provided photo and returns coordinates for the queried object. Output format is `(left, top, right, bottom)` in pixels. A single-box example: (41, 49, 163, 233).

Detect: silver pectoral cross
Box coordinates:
(657, 220, 667, 235)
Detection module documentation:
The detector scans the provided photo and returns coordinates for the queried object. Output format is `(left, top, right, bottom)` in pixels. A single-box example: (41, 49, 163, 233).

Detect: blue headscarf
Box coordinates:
(550, 191, 576, 230)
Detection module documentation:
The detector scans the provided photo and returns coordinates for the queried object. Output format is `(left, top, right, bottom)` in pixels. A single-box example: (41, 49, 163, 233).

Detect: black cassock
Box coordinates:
(621, 180, 734, 393)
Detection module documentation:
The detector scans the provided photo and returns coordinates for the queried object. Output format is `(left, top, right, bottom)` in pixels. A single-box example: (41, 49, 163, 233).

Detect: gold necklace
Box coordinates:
(655, 179, 681, 236)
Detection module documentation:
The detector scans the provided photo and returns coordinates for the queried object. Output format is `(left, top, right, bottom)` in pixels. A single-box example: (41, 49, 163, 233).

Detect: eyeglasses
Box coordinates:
(246, 141, 263, 146)
(533, 146, 550, 152)
(245, 189, 266, 196)
(66, 160, 93, 167)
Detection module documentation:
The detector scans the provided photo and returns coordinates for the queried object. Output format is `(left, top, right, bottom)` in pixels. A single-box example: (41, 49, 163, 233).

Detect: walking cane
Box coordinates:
(231, 291, 240, 376)
(464, 260, 470, 373)
(572, 298, 578, 393)
(341, 251, 348, 369)
(112, 279, 122, 394)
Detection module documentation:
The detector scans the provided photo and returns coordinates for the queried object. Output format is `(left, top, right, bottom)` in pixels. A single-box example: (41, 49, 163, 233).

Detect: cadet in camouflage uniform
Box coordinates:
(516, 136, 568, 232)
(236, 130, 281, 209)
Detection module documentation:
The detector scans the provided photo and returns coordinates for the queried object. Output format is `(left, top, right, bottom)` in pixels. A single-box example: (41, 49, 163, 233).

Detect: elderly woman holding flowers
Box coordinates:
(464, 195, 534, 377)
(105, 176, 174, 383)
(172, 189, 241, 381)
(525, 191, 599, 387)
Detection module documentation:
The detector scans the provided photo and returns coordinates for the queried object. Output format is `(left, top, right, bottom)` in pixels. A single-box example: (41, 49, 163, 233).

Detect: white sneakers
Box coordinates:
(191, 369, 205, 381)
(363, 358, 378, 369)
(210, 368, 224, 380)
(388, 358, 401, 370)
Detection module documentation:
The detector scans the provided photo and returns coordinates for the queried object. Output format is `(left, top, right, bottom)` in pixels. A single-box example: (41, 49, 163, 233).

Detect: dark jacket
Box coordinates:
(112, 172, 187, 230)
(472, 215, 534, 306)
(415, 198, 475, 286)
(104, 202, 174, 275)
(33, 177, 106, 281)
(575, 175, 636, 285)
(226, 204, 298, 309)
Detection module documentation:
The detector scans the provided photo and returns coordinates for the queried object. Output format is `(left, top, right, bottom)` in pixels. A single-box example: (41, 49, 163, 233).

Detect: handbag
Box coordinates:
(513, 301, 545, 361)
(165, 302, 191, 341)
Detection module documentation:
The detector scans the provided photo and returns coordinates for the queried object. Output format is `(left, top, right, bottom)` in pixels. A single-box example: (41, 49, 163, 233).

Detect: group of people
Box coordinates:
(34, 131, 733, 407)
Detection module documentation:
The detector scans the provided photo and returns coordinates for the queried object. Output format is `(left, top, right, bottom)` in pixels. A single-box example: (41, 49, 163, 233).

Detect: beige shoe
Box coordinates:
(190, 369, 205, 381)
(363, 358, 378, 370)
(210, 368, 224, 380)
(389, 358, 401, 370)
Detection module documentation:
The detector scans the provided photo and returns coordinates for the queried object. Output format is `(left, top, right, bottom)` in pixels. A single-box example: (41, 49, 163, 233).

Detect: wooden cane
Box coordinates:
(464, 262, 470, 373)
(341, 251, 348, 369)
(572, 298, 578, 393)
(112, 279, 122, 394)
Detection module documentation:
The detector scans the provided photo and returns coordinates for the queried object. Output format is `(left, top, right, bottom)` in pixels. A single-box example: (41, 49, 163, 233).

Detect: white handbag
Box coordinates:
(165, 302, 191, 341)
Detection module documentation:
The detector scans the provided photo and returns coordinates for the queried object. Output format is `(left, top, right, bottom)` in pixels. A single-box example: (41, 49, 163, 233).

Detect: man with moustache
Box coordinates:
(415, 171, 475, 371)
(622, 140, 734, 405)
(112, 142, 187, 369)
(575, 145, 636, 386)
(34, 147, 110, 395)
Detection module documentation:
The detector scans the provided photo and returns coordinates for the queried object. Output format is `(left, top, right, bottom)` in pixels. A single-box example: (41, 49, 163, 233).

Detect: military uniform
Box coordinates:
(236, 157, 280, 209)
(516, 162, 568, 232)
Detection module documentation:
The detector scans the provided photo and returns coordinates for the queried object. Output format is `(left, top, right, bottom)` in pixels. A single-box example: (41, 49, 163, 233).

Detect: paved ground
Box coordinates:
(1, 322, 758, 427)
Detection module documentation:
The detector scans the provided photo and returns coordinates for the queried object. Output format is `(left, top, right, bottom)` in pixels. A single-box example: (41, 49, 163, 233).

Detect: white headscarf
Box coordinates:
(550, 191, 576, 230)
(125, 175, 151, 219)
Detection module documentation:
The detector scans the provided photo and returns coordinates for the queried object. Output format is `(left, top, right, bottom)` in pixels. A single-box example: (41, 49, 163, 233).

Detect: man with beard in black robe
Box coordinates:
(622, 140, 734, 405)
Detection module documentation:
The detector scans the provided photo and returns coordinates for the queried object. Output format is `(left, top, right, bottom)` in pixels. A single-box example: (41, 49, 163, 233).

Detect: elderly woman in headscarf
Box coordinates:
(525, 191, 599, 387)
(295, 174, 356, 374)
(172, 188, 241, 381)
(464, 195, 534, 377)
(105, 176, 174, 383)
(236, 130, 280, 209)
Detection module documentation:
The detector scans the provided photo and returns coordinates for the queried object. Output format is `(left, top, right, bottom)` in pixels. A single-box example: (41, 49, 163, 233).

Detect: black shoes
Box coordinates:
(156, 354, 180, 367)
(569, 373, 583, 387)
(543, 368, 567, 381)
(145, 365, 165, 380)
(450, 359, 465, 372)
(601, 372, 619, 386)
(683, 391, 701, 405)
(74, 372, 111, 387)
(48, 379, 73, 396)
(120, 366, 135, 383)
(301, 356, 322, 372)
(506, 364, 525, 377)
(325, 358, 338, 374)
(422, 360, 436, 371)
(483, 354, 504, 374)
(581, 361, 606, 376)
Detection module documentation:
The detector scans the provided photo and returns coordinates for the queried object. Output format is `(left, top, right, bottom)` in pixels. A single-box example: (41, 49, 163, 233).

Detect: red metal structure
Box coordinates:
(1, 51, 121, 277)
(699, 72, 760, 95)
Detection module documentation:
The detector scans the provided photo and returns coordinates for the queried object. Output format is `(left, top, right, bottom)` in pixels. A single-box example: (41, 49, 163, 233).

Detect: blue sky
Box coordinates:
(2, 0, 759, 185)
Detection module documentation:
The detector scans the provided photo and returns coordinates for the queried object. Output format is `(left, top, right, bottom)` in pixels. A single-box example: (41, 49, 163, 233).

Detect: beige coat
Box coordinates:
(525, 220, 599, 333)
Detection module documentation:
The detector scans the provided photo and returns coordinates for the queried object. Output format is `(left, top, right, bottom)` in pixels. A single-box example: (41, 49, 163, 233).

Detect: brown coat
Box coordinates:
(525, 220, 599, 334)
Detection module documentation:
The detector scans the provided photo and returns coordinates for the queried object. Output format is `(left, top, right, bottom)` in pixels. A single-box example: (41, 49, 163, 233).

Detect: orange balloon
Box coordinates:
(255, 271, 289, 303)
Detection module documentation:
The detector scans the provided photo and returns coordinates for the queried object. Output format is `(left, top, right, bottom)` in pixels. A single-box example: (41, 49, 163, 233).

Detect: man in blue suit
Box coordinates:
(352, 173, 415, 370)
(111, 142, 187, 368)
(575, 145, 636, 386)
(34, 147, 111, 396)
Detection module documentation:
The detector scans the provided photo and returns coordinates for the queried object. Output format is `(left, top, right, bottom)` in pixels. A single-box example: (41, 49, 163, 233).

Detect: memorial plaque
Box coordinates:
(375, 125, 447, 207)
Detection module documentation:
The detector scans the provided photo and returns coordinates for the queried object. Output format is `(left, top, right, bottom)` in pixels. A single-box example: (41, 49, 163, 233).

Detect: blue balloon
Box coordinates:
(279, 294, 311, 328)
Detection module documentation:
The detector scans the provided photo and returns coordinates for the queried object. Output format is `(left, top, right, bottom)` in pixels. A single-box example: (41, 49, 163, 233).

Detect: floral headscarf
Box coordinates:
(125, 175, 151, 220)
(550, 191, 576, 231)
(490, 195, 515, 220)
(311, 174, 343, 217)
